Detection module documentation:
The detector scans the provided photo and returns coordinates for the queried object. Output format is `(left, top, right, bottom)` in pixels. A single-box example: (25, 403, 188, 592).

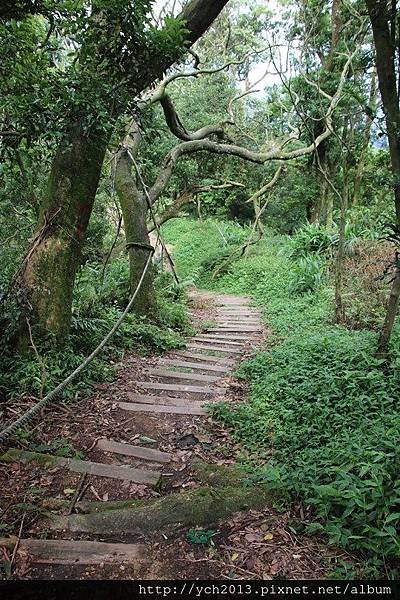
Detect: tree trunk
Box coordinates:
(376, 264, 400, 359)
(17, 124, 108, 344)
(334, 158, 349, 324)
(366, 0, 400, 359)
(351, 72, 376, 206)
(115, 149, 155, 315)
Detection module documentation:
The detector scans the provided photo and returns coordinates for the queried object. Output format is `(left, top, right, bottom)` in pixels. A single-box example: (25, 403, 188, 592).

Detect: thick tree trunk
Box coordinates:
(366, 0, 400, 359)
(17, 125, 108, 344)
(115, 149, 155, 315)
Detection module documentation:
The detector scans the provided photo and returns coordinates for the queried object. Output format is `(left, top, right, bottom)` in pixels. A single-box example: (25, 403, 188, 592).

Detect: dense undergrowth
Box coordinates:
(163, 218, 400, 577)
(0, 257, 191, 403)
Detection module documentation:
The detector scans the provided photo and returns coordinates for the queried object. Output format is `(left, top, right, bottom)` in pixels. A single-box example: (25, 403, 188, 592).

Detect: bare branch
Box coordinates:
(245, 165, 283, 204)
(145, 46, 356, 206)
(149, 182, 244, 231)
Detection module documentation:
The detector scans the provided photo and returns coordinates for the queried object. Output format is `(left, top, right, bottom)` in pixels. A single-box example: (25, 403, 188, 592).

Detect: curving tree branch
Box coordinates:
(159, 94, 226, 141)
(144, 45, 356, 206)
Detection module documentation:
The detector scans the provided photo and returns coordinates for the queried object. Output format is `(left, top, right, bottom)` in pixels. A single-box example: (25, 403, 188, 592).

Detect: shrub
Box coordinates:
(289, 222, 337, 258)
(289, 254, 327, 294)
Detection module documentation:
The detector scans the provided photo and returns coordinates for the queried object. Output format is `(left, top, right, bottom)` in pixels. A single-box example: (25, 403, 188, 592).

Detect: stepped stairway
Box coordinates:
(1, 293, 263, 571)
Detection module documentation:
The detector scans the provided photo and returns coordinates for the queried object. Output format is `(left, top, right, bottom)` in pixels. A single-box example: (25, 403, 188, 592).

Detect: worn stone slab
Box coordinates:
(215, 318, 260, 324)
(197, 334, 253, 342)
(216, 296, 250, 305)
(207, 326, 261, 333)
(16, 539, 146, 565)
(123, 393, 199, 406)
(118, 402, 207, 415)
(62, 458, 160, 485)
(188, 343, 242, 354)
(194, 336, 245, 346)
(216, 309, 260, 315)
(136, 381, 217, 394)
(146, 368, 220, 383)
(97, 439, 171, 463)
(1, 448, 160, 485)
(158, 359, 229, 373)
(171, 351, 235, 364)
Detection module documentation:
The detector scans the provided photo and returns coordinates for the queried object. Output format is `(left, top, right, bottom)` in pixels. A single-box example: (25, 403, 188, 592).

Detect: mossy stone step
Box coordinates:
(188, 343, 242, 355)
(194, 335, 245, 346)
(136, 381, 219, 394)
(158, 359, 229, 373)
(173, 350, 235, 364)
(96, 438, 171, 463)
(1, 538, 146, 565)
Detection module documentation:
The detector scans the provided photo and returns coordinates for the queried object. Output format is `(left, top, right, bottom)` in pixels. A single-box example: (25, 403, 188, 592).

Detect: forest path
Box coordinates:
(2, 289, 268, 580)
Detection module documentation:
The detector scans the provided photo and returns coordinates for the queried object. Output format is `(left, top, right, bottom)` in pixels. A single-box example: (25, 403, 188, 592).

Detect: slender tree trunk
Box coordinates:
(334, 159, 349, 324)
(366, 0, 400, 359)
(376, 264, 400, 359)
(115, 149, 155, 315)
(351, 72, 377, 206)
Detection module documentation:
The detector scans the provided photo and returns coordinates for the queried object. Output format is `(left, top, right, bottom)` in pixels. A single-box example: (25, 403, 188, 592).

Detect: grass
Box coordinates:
(163, 218, 400, 577)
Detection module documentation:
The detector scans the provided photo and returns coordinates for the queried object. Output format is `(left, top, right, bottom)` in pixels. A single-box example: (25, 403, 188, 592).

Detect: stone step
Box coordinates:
(188, 343, 242, 355)
(216, 296, 250, 305)
(10, 539, 146, 565)
(118, 402, 206, 415)
(207, 326, 261, 333)
(122, 393, 200, 406)
(215, 318, 260, 324)
(158, 359, 229, 373)
(1, 448, 160, 485)
(172, 350, 235, 364)
(197, 334, 254, 343)
(194, 336, 245, 346)
(216, 309, 259, 314)
(96, 438, 171, 463)
(135, 381, 219, 395)
(146, 368, 220, 383)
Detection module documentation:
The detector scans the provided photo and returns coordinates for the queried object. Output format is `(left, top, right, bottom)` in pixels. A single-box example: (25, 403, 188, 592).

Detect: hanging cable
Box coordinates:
(127, 149, 180, 285)
(0, 249, 154, 445)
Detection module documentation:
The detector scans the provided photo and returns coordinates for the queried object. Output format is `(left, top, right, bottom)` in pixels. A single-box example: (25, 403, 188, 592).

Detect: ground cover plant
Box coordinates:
(163, 218, 400, 577)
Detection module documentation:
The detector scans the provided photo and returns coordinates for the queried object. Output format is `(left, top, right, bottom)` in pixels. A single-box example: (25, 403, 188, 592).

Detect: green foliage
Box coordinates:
(0, 255, 190, 402)
(289, 222, 336, 258)
(289, 255, 327, 294)
(187, 528, 217, 544)
(27, 437, 83, 459)
(167, 218, 400, 574)
(163, 218, 250, 286)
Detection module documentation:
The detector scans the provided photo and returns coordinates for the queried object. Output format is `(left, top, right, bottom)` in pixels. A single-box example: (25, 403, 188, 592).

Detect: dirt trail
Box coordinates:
(0, 291, 344, 580)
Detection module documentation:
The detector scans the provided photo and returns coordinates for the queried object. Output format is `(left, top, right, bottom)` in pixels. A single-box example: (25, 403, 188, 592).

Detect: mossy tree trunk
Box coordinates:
(17, 124, 108, 344)
(115, 148, 155, 315)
